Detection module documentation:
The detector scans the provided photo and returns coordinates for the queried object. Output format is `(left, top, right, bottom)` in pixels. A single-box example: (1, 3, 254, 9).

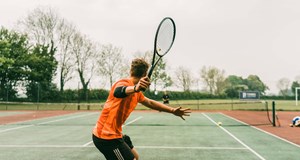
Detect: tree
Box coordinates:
(175, 66, 192, 92)
(151, 57, 173, 91)
(277, 78, 290, 98)
(224, 75, 247, 98)
(200, 66, 226, 95)
(291, 81, 300, 96)
(56, 19, 77, 93)
(24, 42, 58, 101)
(158, 72, 173, 90)
(215, 71, 227, 95)
(245, 75, 269, 95)
(97, 44, 126, 88)
(18, 6, 60, 46)
(225, 75, 244, 86)
(291, 75, 300, 96)
(18, 6, 76, 92)
(0, 27, 29, 100)
(224, 75, 268, 97)
(70, 32, 97, 100)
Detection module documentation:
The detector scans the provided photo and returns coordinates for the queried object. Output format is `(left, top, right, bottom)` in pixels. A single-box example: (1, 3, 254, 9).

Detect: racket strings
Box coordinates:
(156, 20, 175, 56)
(147, 17, 175, 78)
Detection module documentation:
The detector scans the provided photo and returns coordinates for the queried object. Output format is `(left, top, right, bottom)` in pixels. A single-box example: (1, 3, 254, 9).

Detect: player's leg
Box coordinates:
(123, 134, 139, 160)
(131, 148, 139, 160)
(93, 134, 135, 160)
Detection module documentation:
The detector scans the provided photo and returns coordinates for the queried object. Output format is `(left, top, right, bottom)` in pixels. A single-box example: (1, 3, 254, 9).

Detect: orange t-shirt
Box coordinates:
(93, 78, 145, 139)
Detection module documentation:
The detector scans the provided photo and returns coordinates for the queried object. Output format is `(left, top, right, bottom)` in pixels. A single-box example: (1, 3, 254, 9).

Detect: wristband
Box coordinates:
(134, 85, 139, 92)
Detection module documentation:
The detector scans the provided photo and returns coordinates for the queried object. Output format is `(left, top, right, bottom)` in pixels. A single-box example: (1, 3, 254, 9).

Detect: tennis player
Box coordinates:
(92, 58, 191, 160)
(290, 116, 300, 127)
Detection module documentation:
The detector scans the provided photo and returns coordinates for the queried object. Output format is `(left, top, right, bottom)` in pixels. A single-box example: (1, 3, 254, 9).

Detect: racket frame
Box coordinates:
(147, 17, 176, 78)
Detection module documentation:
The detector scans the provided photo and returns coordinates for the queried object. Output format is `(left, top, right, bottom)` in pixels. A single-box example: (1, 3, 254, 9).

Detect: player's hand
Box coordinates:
(173, 107, 191, 120)
(136, 77, 151, 91)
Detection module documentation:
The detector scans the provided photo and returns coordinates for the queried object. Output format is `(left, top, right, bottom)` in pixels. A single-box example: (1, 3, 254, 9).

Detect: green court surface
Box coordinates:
(0, 111, 299, 160)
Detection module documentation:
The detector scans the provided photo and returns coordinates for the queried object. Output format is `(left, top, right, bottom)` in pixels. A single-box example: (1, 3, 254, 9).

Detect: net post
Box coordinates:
(272, 101, 276, 127)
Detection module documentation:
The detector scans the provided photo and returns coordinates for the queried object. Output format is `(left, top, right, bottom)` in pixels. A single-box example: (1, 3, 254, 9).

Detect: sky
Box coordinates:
(1, 0, 300, 94)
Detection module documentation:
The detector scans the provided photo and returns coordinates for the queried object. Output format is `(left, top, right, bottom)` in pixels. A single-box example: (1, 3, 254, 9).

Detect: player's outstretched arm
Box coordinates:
(141, 98, 191, 120)
(172, 106, 191, 120)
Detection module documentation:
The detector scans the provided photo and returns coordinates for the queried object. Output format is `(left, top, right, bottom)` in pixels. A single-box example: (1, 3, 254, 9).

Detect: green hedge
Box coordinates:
(2, 88, 298, 102)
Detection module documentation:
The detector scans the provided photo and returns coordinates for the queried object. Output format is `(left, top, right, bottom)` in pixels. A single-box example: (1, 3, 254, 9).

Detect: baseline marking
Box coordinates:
(0, 144, 247, 150)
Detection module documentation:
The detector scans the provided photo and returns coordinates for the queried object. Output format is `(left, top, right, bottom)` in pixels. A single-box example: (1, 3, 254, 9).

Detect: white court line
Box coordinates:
(202, 113, 266, 160)
(0, 144, 87, 148)
(82, 116, 143, 147)
(0, 125, 34, 133)
(220, 112, 300, 148)
(135, 146, 247, 150)
(0, 112, 98, 134)
(0, 144, 247, 150)
(122, 116, 143, 127)
(82, 140, 94, 147)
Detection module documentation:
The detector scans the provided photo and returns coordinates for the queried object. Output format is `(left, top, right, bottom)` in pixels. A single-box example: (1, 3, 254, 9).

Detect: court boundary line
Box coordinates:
(135, 146, 247, 150)
(220, 112, 300, 148)
(0, 112, 98, 134)
(0, 144, 247, 150)
(202, 113, 265, 160)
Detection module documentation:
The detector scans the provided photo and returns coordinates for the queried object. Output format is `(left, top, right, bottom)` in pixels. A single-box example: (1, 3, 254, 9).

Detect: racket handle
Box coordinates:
(141, 68, 153, 92)
(147, 67, 154, 79)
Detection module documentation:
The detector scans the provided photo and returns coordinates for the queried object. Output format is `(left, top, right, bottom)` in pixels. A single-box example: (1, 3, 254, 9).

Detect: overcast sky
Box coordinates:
(1, 0, 300, 94)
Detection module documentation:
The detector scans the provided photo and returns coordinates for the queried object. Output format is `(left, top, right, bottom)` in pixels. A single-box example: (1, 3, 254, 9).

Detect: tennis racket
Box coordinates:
(147, 17, 176, 78)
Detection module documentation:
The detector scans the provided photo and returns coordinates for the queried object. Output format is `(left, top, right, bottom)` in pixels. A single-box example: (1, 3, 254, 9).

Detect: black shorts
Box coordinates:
(93, 134, 135, 160)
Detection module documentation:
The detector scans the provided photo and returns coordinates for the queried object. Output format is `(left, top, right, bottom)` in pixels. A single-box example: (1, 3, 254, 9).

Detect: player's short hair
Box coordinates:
(130, 58, 149, 78)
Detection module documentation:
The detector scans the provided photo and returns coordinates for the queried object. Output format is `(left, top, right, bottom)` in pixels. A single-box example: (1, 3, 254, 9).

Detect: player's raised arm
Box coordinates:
(141, 97, 191, 120)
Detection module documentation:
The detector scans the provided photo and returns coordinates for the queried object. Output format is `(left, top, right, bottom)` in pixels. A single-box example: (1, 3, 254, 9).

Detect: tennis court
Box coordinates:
(0, 111, 299, 160)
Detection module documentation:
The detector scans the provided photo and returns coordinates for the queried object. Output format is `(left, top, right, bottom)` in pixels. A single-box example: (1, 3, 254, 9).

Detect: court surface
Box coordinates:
(0, 111, 299, 160)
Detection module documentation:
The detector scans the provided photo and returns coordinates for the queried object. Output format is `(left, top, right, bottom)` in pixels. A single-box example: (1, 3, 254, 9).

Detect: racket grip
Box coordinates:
(147, 67, 154, 79)
(134, 85, 146, 92)
(135, 85, 146, 92)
